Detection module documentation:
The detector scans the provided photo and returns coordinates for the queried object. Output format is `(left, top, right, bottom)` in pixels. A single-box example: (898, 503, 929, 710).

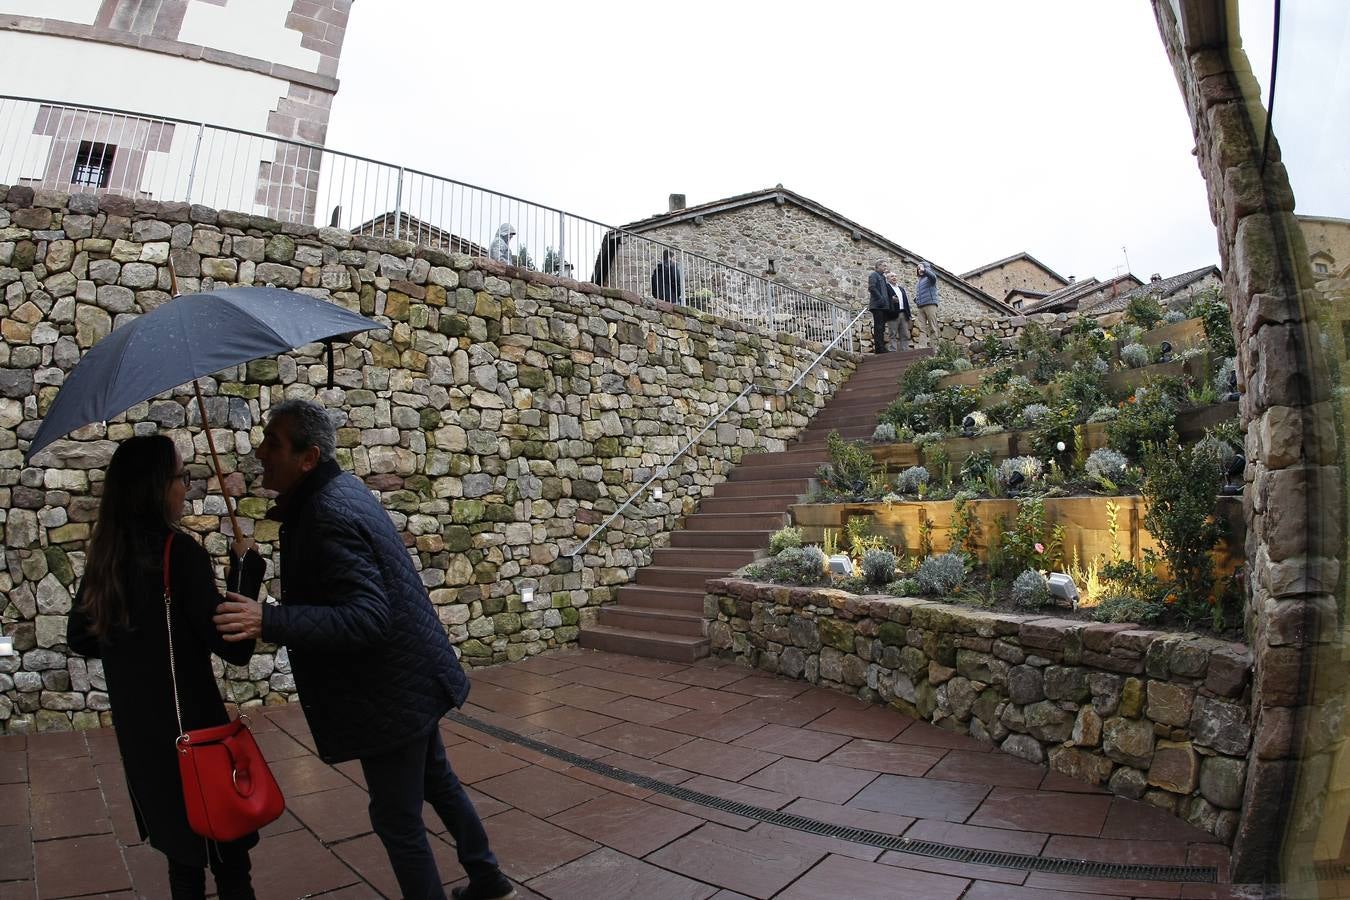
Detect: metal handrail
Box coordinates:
(569, 307, 871, 559)
(0, 94, 858, 349)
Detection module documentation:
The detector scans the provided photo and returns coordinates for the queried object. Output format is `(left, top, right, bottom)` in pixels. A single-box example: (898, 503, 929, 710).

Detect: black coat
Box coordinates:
(867, 270, 890, 311)
(651, 260, 682, 303)
(260, 460, 470, 763)
(67, 529, 264, 866)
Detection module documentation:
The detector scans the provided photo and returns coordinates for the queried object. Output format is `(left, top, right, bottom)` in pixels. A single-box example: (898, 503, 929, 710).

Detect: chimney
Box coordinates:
(1068, 275, 1076, 283)
(668, 193, 686, 213)
(1150, 273, 1163, 283)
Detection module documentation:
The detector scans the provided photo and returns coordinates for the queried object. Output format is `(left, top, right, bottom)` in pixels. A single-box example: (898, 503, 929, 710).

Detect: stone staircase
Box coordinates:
(579, 347, 931, 661)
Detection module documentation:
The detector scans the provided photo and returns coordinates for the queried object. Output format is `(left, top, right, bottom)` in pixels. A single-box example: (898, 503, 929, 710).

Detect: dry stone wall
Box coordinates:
(0, 186, 857, 735)
(709, 578, 1253, 844)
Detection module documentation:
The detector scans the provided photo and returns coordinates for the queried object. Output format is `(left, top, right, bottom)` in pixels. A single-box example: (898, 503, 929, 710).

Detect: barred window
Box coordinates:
(70, 141, 115, 189)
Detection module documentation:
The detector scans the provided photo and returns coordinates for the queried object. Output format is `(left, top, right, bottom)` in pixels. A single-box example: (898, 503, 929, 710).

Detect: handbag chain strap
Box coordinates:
(162, 534, 188, 746)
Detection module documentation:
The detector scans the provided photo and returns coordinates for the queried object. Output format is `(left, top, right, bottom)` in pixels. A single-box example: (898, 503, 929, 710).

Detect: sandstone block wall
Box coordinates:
(709, 578, 1253, 844)
(0, 186, 857, 734)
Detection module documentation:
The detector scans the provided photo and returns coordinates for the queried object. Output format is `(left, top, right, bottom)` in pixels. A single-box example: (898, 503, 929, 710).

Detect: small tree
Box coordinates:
(542, 246, 566, 275)
(1141, 441, 1224, 621)
(513, 245, 535, 270)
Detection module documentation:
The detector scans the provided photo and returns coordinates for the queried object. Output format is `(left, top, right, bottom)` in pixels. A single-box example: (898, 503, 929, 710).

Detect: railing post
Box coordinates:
(393, 166, 405, 239)
(184, 122, 204, 205)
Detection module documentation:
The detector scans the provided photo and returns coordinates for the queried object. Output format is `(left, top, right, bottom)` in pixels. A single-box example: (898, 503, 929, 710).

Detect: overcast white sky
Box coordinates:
(325, 1, 1342, 287)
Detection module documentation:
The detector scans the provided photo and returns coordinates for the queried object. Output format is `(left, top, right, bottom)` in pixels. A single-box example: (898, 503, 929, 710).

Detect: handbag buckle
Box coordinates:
(175, 733, 191, 752)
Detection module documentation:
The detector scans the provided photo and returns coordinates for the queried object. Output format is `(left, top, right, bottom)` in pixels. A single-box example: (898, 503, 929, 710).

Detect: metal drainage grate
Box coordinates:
(446, 711, 1218, 884)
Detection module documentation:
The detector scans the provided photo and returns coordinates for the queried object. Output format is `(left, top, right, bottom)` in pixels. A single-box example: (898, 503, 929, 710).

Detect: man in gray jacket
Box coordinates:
(914, 261, 940, 346)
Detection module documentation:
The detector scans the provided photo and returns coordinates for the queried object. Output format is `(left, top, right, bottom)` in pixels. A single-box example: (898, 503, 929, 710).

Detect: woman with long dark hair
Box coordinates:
(67, 434, 265, 899)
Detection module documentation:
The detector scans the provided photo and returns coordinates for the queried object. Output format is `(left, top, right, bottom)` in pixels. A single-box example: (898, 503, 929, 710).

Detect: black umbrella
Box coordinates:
(25, 282, 379, 533)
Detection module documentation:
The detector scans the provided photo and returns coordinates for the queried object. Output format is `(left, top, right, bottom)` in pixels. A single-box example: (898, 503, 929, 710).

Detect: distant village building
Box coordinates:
(1078, 266, 1221, 317)
(355, 212, 487, 257)
(0, 0, 352, 222)
(609, 187, 1016, 319)
(960, 252, 1068, 308)
(1020, 273, 1146, 316)
(1298, 215, 1350, 280)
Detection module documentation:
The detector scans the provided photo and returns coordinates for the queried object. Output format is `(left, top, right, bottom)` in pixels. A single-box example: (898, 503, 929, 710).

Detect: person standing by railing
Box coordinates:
(651, 249, 683, 304)
(914, 260, 941, 346)
(488, 224, 516, 263)
(867, 259, 893, 354)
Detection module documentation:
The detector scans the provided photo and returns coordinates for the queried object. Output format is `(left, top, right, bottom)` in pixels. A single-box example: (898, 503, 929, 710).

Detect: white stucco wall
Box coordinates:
(0, 32, 293, 215)
(180, 0, 321, 73)
(0, 0, 101, 24)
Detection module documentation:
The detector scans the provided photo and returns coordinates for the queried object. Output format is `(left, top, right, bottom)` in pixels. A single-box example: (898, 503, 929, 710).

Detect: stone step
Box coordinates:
(698, 494, 803, 514)
(727, 461, 822, 481)
(684, 511, 788, 531)
(650, 547, 761, 569)
(711, 478, 810, 498)
(807, 411, 886, 429)
(614, 584, 706, 612)
(798, 425, 874, 443)
(739, 447, 830, 467)
(597, 605, 706, 637)
(578, 624, 709, 662)
(635, 566, 727, 590)
(670, 529, 774, 549)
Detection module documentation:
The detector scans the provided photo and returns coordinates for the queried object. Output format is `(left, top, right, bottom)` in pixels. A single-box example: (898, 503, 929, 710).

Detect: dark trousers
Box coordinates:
(871, 309, 889, 354)
(360, 728, 499, 900)
(167, 843, 254, 900)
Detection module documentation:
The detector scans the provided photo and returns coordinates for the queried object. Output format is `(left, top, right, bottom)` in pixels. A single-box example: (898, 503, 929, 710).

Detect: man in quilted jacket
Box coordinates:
(215, 399, 515, 900)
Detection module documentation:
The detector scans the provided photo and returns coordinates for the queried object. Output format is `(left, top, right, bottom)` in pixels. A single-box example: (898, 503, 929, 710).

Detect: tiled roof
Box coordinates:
(960, 251, 1068, 285)
(1078, 265, 1220, 315)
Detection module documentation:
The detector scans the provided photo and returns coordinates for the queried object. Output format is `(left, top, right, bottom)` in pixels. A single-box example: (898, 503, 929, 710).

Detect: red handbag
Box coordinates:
(162, 535, 285, 841)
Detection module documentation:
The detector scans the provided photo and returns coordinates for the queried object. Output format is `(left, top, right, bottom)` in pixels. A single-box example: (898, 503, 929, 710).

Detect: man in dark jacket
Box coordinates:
(215, 399, 514, 900)
(914, 260, 941, 347)
(866, 259, 892, 354)
(651, 248, 682, 304)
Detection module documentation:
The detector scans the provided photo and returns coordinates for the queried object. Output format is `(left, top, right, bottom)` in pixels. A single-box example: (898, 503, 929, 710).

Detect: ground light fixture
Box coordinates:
(1220, 453, 1246, 496)
(1048, 573, 1079, 607)
(520, 586, 535, 607)
(827, 554, 852, 576)
(1159, 340, 1173, 362)
(962, 415, 976, 437)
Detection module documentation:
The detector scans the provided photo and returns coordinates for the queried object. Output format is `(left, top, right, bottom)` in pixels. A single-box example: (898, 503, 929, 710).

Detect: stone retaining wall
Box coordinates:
(708, 578, 1253, 844)
(0, 186, 858, 734)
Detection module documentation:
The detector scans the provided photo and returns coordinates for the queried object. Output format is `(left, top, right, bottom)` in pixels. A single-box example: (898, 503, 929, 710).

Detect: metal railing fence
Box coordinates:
(0, 95, 858, 350)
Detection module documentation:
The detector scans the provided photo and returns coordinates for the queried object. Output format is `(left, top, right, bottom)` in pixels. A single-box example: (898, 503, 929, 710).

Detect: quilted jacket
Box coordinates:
(260, 460, 470, 763)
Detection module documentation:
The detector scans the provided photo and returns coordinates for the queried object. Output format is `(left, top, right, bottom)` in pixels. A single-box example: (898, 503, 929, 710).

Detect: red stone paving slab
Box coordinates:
(962, 881, 1129, 900)
(655, 738, 777, 781)
(925, 748, 1049, 788)
(29, 788, 111, 840)
(747, 822, 882, 863)
(1040, 768, 1111, 793)
(820, 737, 946, 776)
(0, 750, 28, 784)
(525, 846, 716, 900)
(849, 773, 992, 822)
(479, 809, 600, 883)
(0, 824, 33, 881)
(509, 654, 583, 676)
(0, 735, 25, 751)
(541, 683, 628, 714)
(679, 774, 796, 812)
(83, 732, 122, 766)
(472, 765, 609, 818)
(331, 831, 462, 898)
(719, 675, 811, 700)
(646, 822, 828, 899)
(248, 827, 362, 899)
(580, 652, 689, 679)
(735, 693, 842, 727)
(583, 721, 694, 758)
(601, 695, 694, 726)
(34, 834, 131, 899)
(742, 757, 879, 804)
(781, 797, 915, 836)
(878, 848, 1031, 886)
(902, 818, 1049, 854)
(252, 727, 313, 761)
(730, 723, 851, 761)
(267, 753, 353, 796)
(0, 887, 35, 900)
(122, 842, 171, 898)
(24, 732, 87, 761)
(776, 853, 969, 900)
(470, 666, 567, 695)
(0, 783, 30, 827)
(546, 793, 703, 857)
(1042, 834, 1190, 865)
(646, 792, 759, 832)
(463, 682, 558, 717)
(260, 809, 306, 837)
(891, 720, 992, 751)
(286, 784, 374, 843)
(595, 751, 696, 785)
(967, 787, 1114, 837)
(802, 704, 908, 741)
(662, 664, 754, 690)
(521, 704, 624, 736)
(1023, 870, 1185, 897)
(26, 758, 98, 796)
(441, 740, 530, 783)
(659, 707, 768, 742)
(1186, 843, 1231, 881)
(1099, 796, 1224, 843)
(555, 665, 691, 700)
(658, 686, 755, 714)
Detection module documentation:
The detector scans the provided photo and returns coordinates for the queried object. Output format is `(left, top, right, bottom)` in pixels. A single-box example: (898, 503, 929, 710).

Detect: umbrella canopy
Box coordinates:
(25, 286, 378, 463)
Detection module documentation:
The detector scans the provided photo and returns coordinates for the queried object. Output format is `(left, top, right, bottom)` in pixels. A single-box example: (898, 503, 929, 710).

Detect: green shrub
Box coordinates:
(1120, 343, 1152, 369)
(1053, 363, 1110, 419)
(1188, 288, 1236, 359)
(872, 422, 897, 442)
(744, 546, 827, 586)
(1091, 593, 1165, 624)
(768, 525, 803, 556)
(816, 430, 875, 495)
(1085, 448, 1129, 486)
(1124, 293, 1165, 329)
(1011, 568, 1050, 610)
(861, 549, 898, 586)
(1106, 378, 1183, 462)
(916, 553, 968, 595)
(1142, 441, 1224, 620)
(896, 465, 930, 493)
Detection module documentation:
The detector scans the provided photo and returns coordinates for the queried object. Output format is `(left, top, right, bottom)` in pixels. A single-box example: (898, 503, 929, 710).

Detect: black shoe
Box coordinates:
(450, 872, 516, 900)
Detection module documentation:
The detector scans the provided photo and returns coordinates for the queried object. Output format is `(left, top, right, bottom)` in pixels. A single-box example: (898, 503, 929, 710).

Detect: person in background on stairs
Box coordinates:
(914, 260, 941, 346)
(488, 223, 516, 264)
(885, 271, 912, 351)
(651, 248, 683, 304)
(867, 259, 893, 354)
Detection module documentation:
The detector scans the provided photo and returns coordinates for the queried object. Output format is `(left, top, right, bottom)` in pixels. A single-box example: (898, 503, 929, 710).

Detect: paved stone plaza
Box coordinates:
(0, 649, 1242, 899)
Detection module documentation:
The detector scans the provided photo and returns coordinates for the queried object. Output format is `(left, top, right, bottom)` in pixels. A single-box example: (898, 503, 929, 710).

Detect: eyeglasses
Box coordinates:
(175, 470, 191, 487)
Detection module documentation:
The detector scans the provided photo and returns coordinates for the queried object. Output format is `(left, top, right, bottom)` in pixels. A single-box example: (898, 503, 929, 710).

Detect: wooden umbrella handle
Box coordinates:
(169, 259, 243, 541)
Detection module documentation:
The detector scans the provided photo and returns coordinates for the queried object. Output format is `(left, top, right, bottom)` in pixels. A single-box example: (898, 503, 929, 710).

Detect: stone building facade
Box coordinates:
(0, 0, 352, 222)
(960, 252, 1068, 306)
(1152, 0, 1346, 883)
(0, 186, 858, 735)
(609, 188, 1015, 321)
(1297, 215, 1350, 279)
